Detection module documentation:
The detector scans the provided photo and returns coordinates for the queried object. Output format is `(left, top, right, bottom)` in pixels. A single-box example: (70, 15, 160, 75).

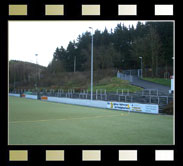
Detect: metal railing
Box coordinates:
(10, 88, 173, 106)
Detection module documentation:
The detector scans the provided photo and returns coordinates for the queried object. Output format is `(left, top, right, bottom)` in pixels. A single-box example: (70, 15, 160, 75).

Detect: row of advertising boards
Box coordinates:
(9, 93, 159, 114)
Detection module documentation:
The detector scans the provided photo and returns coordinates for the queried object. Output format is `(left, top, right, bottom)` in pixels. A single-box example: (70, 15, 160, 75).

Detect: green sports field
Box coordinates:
(9, 96, 173, 145)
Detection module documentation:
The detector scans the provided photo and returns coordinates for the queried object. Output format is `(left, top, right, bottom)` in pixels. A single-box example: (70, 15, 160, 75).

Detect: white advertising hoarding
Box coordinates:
(107, 102, 159, 114)
(25, 94, 38, 100)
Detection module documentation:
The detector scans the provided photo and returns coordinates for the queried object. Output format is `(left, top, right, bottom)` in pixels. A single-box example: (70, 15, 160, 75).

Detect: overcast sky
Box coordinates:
(9, 21, 144, 67)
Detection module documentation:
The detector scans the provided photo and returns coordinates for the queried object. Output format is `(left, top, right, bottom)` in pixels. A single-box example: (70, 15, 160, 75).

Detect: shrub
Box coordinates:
(162, 101, 173, 115)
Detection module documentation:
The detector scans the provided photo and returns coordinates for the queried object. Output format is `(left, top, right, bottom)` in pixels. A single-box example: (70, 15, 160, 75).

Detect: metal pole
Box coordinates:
(74, 56, 76, 72)
(13, 62, 16, 90)
(35, 54, 38, 94)
(139, 57, 142, 79)
(89, 27, 94, 100)
(141, 59, 142, 78)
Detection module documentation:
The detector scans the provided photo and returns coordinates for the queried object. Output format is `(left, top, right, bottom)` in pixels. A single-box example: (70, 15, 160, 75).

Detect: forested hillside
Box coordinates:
(9, 60, 46, 89)
(9, 21, 173, 90)
(48, 22, 173, 75)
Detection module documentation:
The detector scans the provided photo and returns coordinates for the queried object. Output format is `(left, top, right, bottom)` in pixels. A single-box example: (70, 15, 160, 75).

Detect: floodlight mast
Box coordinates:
(35, 54, 38, 92)
(89, 27, 94, 100)
(74, 56, 76, 72)
(139, 56, 142, 78)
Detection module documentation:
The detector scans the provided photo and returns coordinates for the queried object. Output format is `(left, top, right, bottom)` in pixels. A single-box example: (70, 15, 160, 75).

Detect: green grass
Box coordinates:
(142, 77, 171, 87)
(88, 77, 143, 93)
(9, 96, 173, 145)
(51, 77, 143, 92)
(38, 77, 143, 93)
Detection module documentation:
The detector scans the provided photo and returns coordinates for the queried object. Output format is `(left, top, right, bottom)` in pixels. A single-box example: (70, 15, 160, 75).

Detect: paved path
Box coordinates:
(131, 76, 170, 94)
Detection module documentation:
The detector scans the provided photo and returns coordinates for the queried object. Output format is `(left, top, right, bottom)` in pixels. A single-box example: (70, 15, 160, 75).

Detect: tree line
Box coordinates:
(9, 21, 173, 90)
(9, 60, 45, 89)
(47, 21, 173, 77)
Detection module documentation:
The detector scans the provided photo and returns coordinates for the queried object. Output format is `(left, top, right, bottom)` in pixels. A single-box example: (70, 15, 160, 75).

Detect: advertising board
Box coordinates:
(107, 102, 159, 114)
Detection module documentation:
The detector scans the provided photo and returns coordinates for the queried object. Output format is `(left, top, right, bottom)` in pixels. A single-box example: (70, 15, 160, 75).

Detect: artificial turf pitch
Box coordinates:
(9, 96, 173, 145)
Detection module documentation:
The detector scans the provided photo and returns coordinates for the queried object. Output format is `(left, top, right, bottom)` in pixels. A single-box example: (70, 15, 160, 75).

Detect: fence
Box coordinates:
(121, 67, 173, 78)
(121, 69, 142, 76)
(117, 72, 134, 82)
(10, 88, 173, 108)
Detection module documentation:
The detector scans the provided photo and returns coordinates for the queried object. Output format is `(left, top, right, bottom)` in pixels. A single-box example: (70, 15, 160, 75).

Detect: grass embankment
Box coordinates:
(87, 77, 143, 93)
(64, 77, 143, 92)
(142, 77, 171, 87)
(41, 76, 143, 93)
(15, 69, 143, 93)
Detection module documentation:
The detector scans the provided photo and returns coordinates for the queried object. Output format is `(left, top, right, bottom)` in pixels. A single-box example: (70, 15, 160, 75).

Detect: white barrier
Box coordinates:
(9, 93, 159, 114)
(25, 94, 38, 100)
(47, 96, 107, 109)
(9, 93, 37, 100)
(9, 93, 20, 97)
